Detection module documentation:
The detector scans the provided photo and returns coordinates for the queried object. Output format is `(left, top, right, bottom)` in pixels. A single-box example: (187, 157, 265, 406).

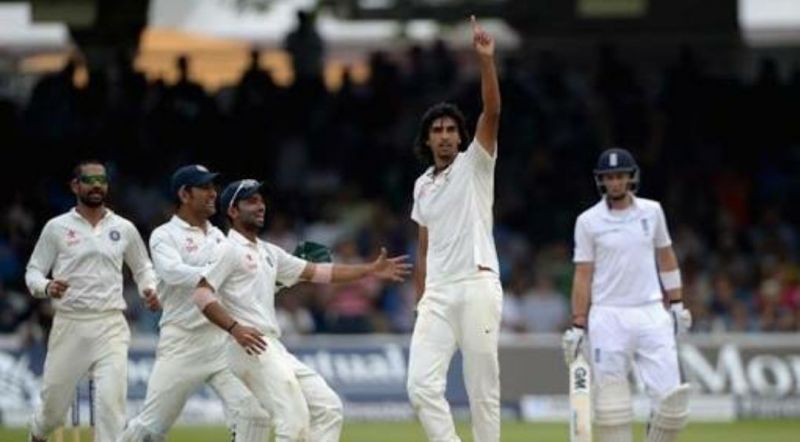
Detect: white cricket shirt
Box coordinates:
(25, 208, 157, 313)
(202, 229, 307, 337)
(150, 215, 227, 330)
(411, 139, 499, 287)
(573, 196, 672, 306)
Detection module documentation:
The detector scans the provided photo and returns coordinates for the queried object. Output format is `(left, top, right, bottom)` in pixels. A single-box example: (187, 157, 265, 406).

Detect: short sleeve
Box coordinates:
(202, 242, 237, 292)
(273, 245, 307, 288)
(654, 204, 673, 248)
(573, 216, 594, 263)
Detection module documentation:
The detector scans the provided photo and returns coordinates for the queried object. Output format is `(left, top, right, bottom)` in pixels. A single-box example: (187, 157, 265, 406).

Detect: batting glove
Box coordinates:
(562, 326, 585, 366)
(670, 301, 692, 336)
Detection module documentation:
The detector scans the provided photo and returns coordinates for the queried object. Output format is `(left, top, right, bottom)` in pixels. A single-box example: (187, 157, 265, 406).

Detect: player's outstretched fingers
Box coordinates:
(394, 261, 413, 279)
(234, 325, 267, 354)
(389, 255, 412, 281)
(247, 327, 267, 352)
(388, 255, 411, 266)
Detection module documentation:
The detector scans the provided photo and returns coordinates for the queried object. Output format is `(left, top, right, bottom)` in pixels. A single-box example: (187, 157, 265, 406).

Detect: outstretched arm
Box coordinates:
(298, 247, 411, 284)
(471, 15, 501, 155)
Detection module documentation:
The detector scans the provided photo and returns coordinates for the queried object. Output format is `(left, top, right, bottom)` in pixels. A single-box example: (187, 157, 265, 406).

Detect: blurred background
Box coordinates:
(1, 0, 799, 428)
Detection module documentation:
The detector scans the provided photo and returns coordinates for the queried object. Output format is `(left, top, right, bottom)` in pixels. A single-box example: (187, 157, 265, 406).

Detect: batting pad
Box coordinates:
(233, 417, 270, 442)
(595, 423, 633, 442)
(594, 380, 633, 426)
(594, 380, 633, 442)
(646, 383, 690, 442)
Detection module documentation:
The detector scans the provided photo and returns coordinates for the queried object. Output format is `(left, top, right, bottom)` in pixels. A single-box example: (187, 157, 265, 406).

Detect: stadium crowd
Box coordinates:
(1, 36, 800, 340)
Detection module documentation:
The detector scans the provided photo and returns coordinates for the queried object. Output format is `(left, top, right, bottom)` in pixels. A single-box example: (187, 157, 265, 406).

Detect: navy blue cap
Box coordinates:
(220, 179, 264, 212)
(171, 165, 219, 196)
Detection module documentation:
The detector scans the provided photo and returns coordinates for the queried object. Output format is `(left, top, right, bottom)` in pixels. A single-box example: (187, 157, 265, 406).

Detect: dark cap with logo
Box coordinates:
(170, 165, 219, 196)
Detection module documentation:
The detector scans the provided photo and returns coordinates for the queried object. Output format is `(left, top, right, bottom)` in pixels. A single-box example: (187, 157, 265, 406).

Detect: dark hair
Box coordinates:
(72, 159, 105, 180)
(413, 102, 470, 167)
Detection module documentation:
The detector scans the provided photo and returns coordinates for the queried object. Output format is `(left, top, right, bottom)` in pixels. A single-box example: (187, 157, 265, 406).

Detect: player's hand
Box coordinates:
(562, 326, 585, 366)
(143, 288, 161, 311)
(46, 279, 69, 299)
(471, 15, 495, 58)
(370, 247, 412, 282)
(670, 302, 692, 336)
(231, 323, 267, 355)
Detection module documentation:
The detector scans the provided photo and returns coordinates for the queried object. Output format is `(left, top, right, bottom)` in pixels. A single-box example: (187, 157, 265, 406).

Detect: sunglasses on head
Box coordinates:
(228, 179, 261, 210)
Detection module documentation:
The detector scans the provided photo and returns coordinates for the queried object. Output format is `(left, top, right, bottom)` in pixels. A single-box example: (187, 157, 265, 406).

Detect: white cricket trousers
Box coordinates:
(31, 310, 130, 442)
(227, 335, 343, 442)
(120, 323, 269, 441)
(407, 273, 502, 442)
(588, 302, 681, 399)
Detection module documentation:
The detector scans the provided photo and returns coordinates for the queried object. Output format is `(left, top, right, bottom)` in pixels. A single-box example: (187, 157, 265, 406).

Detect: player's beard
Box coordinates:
(239, 210, 265, 233)
(78, 189, 106, 207)
(433, 144, 457, 167)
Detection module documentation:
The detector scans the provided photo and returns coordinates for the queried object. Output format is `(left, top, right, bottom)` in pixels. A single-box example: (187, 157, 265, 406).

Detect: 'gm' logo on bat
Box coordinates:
(573, 367, 589, 393)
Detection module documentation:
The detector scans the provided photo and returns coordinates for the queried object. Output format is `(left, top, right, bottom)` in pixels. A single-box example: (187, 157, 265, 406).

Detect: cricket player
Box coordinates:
(406, 16, 502, 442)
(562, 148, 693, 442)
(26, 160, 160, 442)
(119, 165, 269, 442)
(191, 179, 411, 442)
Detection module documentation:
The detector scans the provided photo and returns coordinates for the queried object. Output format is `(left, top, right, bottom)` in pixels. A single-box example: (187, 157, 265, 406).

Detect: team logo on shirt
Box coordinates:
(641, 219, 649, 235)
(109, 230, 121, 242)
(243, 253, 258, 271)
(66, 229, 80, 246)
(185, 237, 198, 253)
(417, 182, 433, 200)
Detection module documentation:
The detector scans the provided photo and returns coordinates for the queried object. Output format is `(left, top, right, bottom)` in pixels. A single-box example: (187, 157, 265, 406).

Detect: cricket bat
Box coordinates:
(569, 353, 592, 442)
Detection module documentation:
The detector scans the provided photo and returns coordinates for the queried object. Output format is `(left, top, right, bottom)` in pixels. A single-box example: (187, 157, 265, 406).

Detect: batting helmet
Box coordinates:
(593, 148, 640, 194)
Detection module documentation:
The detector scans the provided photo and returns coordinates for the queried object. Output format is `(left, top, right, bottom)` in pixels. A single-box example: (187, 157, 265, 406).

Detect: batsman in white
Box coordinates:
(562, 148, 693, 442)
(406, 15, 502, 442)
(119, 165, 270, 442)
(25, 160, 160, 442)
(190, 179, 411, 442)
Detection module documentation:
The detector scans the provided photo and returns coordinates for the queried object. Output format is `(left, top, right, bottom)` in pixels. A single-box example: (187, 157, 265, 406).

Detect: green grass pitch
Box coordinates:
(2, 420, 800, 441)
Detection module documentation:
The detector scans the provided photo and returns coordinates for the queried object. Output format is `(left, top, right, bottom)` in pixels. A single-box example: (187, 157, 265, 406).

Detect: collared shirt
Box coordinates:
(202, 229, 307, 336)
(573, 195, 672, 306)
(411, 139, 499, 287)
(150, 215, 227, 330)
(25, 208, 157, 313)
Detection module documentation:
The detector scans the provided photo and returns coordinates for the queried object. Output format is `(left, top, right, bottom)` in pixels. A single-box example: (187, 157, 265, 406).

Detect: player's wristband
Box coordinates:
(310, 263, 333, 283)
(659, 269, 682, 291)
(226, 321, 239, 333)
